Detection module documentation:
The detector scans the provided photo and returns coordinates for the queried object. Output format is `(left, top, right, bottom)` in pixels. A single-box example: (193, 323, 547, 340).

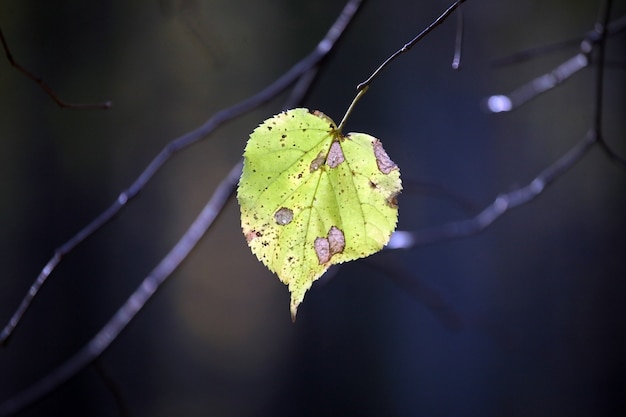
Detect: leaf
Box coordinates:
(237, 108, 401, 320)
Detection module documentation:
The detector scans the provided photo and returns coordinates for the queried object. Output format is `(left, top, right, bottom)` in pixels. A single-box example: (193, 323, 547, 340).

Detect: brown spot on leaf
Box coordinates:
(274, 207, 293, 225)
(326, 141, 345, 168)
(386, 191, 400, 208)
(327, 226, 345, 255)
(373, 139, 398, 174)
(310, 150, 326, 173)
(314, 237, 330, 264)
(244, 229, 259, 243)
(314, 226, 345, 264)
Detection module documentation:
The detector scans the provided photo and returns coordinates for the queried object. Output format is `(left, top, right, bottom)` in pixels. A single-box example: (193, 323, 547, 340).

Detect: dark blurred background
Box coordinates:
(1, 1, 625, 416)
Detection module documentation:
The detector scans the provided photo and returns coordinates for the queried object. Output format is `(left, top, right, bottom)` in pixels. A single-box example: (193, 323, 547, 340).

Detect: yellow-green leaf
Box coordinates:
(237, 108, 401, 320)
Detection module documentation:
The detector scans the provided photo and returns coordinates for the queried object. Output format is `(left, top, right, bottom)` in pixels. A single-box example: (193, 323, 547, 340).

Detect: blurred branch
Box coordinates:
(389, 0, 625, 251)
(388, 129, 598, 249)
(0, 1, 363, 415)
(484, 14, 626, 114)
(484, 53, 590, 113)
(0, 161, 240, 416)
(0, 27, 112, 110)
(0, 0, 362, 347)
(491, 14, 626, 67)
(1, 1, 624, 414)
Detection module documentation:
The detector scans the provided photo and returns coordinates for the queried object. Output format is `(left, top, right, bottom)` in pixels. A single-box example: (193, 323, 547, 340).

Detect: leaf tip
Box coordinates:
(290, 301, 299, 323)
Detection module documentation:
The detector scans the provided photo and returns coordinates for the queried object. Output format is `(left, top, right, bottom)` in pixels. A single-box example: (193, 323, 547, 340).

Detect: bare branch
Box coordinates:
(1, 2, 623, 414)
(0, 27, 112, 110)
(390, 0, 625, 250)
(0, 1, 363, 413)
(356, 0, 467, 91)
(0, 0, 363, 346)
(484, 14, 626, 113)
(387, 128, 599, 250)
(484, 53, 590, 113)
(0, 160, 240, 416)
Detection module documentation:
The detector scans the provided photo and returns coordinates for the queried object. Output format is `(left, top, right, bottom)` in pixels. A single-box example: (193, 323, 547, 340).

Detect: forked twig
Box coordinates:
(0, 27, 112, 110)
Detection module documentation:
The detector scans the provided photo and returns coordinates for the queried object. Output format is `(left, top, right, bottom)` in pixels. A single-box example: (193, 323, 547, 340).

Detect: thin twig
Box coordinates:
(592, 1, 626, 167)
(451, 3, 464, 70)
(93, 360, 132, 417)
(0, 27, 112, 110)
(0, 0, 363, 346)
(356, 0, 466, 91)
(592, 0, 611, 137)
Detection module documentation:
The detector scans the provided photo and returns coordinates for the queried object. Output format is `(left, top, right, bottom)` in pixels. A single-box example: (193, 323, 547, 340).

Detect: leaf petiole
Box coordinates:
(337, 85, 369, 132)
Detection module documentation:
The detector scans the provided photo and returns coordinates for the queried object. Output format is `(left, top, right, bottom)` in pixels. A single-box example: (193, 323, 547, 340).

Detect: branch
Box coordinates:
(389, 0, 625, 250)
(357, 0, 466, 91)
(484, 14, 626, 114)
(0, 27, 112, 110)
(0, 1, 363, 414)
(388, 129, 598, 249)
(0, 0, 363, 346)
(0, 161, 240, 417)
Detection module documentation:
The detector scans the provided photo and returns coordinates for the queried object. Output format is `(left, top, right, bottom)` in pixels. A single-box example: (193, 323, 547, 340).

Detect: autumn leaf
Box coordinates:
(237, 108, 401, 320)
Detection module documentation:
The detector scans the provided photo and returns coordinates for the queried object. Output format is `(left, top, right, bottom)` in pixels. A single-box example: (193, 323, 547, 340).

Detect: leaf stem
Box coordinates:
(337, 85, 368, 132)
